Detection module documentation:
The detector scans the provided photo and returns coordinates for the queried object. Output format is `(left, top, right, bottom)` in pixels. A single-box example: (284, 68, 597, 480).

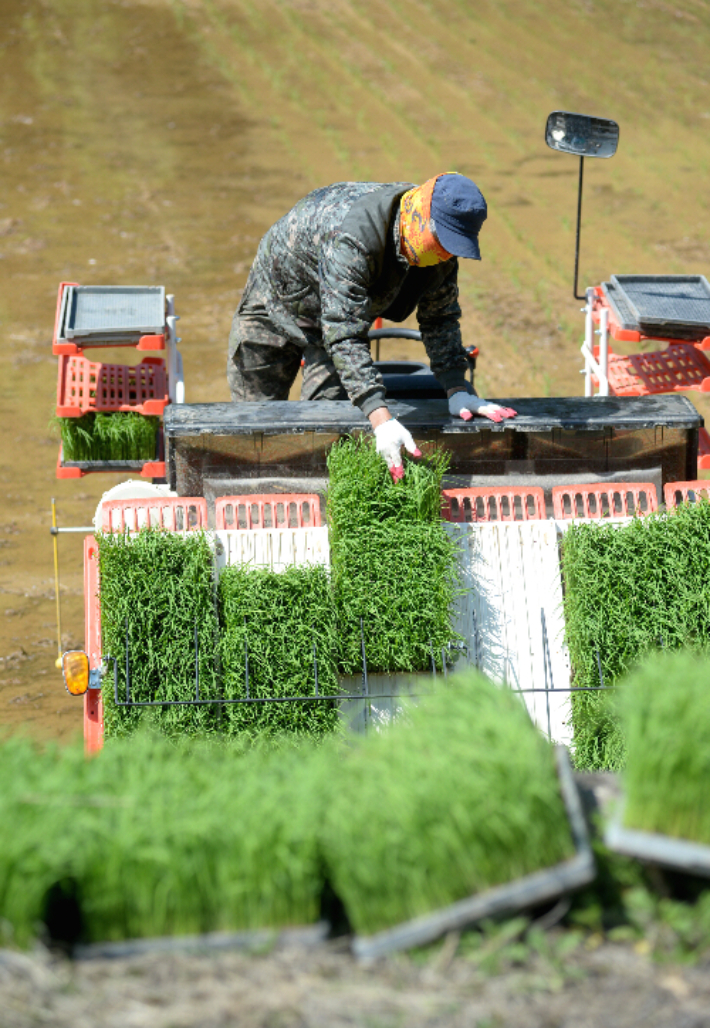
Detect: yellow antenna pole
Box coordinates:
(51, 497, 63, 669)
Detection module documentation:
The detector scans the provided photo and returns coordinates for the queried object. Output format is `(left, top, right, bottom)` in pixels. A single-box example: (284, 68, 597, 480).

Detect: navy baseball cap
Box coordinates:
(430, 174, 487, 260)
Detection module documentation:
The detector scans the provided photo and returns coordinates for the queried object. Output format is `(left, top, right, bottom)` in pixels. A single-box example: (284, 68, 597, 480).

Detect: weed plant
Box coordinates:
(0, 733, 325, 946)
(327, 437, 459, 673)
(562, 501, 710, 770)
(622, 650, 710, 844)
(55, 412, 159, 462)
(98, 530, 221, 738)
(321, 671, 575, 936)
(219, 564, 340, 738)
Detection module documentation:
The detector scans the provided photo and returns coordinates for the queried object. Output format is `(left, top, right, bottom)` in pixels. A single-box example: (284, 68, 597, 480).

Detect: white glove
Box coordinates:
(373, 418, 422, 481)
(448, 391, 518, 423)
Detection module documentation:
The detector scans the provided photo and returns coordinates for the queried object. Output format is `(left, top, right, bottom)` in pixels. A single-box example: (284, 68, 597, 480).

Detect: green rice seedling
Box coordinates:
(321, 670, 575, 936)
(98, 530, 222, 738)
(54, 412, 159, 462)
(332, 521, 460, 673)
(0, 733, 326, 946)
(327, 436, 460, 673)
(622, 650, 710, 844)
(327, 434, 449, 532)
(219, 564, 340, 738)
(0, 674, 573, 949)
(562, 500, 710, 770)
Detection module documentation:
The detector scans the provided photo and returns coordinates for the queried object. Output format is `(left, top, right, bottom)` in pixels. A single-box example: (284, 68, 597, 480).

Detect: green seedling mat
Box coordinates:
(352, 748, 595, 960)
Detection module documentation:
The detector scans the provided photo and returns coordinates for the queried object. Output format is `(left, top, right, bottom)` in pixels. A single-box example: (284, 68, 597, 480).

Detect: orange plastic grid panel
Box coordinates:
(605, 344, 710, 397)
(56, 353, 169, 415)
(84, 535, 104, 754)
(215, 493, 322, 530)
(441, 486, 546, 523)
(663, 480, 710, 507)
(56, 446, 83, 479)
(101, 497, 208, 533)
(552, 483, 658, 520)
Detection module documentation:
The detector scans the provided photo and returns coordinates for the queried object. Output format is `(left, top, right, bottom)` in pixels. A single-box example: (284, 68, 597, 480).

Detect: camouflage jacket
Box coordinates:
(245, 181, 471, 416)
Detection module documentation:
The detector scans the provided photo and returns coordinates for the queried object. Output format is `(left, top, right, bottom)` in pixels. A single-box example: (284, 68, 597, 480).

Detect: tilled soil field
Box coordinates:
(3, 936, 710, 1028)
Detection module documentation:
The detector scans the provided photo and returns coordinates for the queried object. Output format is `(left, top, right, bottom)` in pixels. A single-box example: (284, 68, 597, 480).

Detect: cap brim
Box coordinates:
(435, 221, 482, 260)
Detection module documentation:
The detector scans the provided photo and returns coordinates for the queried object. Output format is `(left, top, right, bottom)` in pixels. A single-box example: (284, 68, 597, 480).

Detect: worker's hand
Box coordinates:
(373, 417, 422, 481)
(448, 391, 517, 423)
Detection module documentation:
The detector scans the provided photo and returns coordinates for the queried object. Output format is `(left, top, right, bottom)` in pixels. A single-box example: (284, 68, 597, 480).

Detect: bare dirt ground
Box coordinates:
(4, 935, 710, 1028)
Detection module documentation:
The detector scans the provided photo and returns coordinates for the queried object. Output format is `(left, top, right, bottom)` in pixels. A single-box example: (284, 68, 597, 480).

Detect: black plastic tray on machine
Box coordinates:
(608, 274, 710, 338)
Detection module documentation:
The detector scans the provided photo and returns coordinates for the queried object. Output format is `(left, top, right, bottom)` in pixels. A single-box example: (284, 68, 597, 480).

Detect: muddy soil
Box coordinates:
(3, 937, 710, 1028)
(3, 0, 710, 743)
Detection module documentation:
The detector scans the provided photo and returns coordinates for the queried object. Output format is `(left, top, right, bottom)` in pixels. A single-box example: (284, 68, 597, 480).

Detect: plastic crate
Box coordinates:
(552, 482, 658, 519)
(215, 493, 322, 530)
(663, 480, 710, 508)
(53, 282, 166, 354)
(602, 343, 710, 397)
(56, 446, 166, 480)
(441, 486, 545, 522)
(56, 353, 169, 416)
(55, 426, 165, 481)
(100, 497, 208, 533)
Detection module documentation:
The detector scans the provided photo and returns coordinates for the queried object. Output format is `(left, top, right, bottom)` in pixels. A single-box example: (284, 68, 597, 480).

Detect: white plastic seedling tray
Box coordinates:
(73, 922, 328, 961)
(352, 746, 595, 960)
(605, 803, 710, 878)
(448, 520, 574, 745)
(213, 526, 330, 572)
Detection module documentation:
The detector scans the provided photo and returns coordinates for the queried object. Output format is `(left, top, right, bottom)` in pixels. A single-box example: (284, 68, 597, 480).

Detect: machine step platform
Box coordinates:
(599, 343, 710, 397)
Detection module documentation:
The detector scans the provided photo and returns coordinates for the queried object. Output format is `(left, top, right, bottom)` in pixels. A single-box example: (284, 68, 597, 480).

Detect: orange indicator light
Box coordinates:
(62, 650, 90, 696)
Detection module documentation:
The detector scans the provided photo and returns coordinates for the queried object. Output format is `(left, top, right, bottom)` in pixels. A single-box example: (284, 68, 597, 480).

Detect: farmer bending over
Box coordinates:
(228, 173, 517, 479)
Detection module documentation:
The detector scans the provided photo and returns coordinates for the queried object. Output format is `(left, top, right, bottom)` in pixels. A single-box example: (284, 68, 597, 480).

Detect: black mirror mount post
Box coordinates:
(574, 155, 585, 301)
(545, 110, 619, 301)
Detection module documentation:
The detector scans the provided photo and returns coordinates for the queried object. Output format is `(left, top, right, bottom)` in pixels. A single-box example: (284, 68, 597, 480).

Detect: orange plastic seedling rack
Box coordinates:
(663, 480, 710, 508)
(552, 482, 658, 519)
(56, 353, 169, 417)
(591, 284, 710, 350)
(84, 535, 103, 755)
(100, 496, 208, 533)
(55, 447, 166, 481)
(441, 485, 546, 523)
(596, 343, 710, 398)
(215, 493, 322, 530)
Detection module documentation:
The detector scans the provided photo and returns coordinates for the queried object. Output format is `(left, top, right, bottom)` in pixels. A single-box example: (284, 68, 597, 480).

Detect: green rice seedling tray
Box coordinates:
(605, 804, 710, 878)
(351, 747, 595, 960)
(73, 922, 328, 961)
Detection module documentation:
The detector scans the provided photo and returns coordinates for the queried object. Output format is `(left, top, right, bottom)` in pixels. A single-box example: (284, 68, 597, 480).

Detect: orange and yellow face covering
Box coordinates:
(399, 174, 452, 267)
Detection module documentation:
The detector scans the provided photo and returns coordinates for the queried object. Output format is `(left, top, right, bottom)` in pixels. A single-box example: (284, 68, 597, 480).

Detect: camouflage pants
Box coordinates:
(227, 274, 347, 403)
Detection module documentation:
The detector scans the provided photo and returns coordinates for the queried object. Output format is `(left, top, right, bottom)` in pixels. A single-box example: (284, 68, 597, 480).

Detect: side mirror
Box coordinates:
(545, 111, 619, 159)
(62, 650, 90, 696)
(545, 110, 619, 299)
